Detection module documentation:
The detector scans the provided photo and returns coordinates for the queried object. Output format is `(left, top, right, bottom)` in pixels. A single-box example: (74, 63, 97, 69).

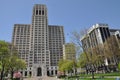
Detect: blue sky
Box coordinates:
(0, 0, 120, 42)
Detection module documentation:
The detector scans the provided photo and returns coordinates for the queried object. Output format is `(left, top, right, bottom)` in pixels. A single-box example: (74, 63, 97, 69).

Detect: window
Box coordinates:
(42, 10, 44, 15)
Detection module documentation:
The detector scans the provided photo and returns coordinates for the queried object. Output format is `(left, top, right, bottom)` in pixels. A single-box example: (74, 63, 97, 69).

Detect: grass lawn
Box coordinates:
(79, 78, 116, 80)
(64, 77, 117, 80)
(63, 72, 120, 80)
(79, 72, 120, 77)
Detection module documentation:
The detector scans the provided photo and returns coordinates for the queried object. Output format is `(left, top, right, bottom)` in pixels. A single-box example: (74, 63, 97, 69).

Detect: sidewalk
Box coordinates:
(24, 76, 63, 80)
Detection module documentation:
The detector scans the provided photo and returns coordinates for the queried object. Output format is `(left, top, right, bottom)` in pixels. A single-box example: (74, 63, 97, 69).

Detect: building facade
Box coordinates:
(12, 24, 30, 67)
(81, 23, 120, 66)
(115, 31, 120, 48)
(63, 43, 76, 60)
(49, 25, 65, 66)
(110, 29, 120, 48)
(81, 23, 110, 49)
(12, 4, 65, 77)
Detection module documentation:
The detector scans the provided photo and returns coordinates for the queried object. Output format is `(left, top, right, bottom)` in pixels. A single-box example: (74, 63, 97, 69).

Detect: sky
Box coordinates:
(0, 0, 120, 42)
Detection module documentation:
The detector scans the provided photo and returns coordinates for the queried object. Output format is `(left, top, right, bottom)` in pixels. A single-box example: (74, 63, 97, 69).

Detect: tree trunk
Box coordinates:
(91, 66, 94, 79)
(85, 65, 88, 74)
(91, 70, 94, 79)
(0, 65, 5, 80)
(1, 70, 3, 80)
(11, 70, 14, 80)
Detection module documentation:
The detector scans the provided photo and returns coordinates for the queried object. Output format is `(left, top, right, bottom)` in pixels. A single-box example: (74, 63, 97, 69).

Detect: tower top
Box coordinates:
(34, 4, 46, 8)
(33, 4, 47, 16)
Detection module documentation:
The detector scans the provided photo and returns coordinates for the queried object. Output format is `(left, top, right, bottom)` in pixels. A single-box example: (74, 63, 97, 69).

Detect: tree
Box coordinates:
(90, 45, 107, 73)
(64, 60, 73, 72)
(103, 36, 120, 72)
(78, 52, 87, 68)
(6, 56, 26, 80)
(58, 59, 76, 76)
(70, 31, 83, 58)
(0, 40, 26, 80)
(0, 40, 10, 80)
(70, 31, 95, 79)
(70, 31, 89, 64)
(58, 59, 65, 72)
(7, 43, 26, 79)
(118, 62, 120, 71)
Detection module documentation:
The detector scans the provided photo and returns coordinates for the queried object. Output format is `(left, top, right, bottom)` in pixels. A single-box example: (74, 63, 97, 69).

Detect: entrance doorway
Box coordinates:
(47, 71, 50, 76)
(37, 67, 42, 76)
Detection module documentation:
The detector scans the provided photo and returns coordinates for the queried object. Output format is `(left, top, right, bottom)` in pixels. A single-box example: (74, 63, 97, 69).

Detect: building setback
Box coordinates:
(12, 24, 30, 67)
(49, 25, 65, 66)
(12, 4, 65, 77)
(109, 29, 120, 48)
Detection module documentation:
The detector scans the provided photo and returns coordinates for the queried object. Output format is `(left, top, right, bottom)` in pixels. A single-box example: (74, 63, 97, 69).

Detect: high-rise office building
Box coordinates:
(81, 23, 110, 51)
(12, 4, 65, 77)
(63, 43, 76, 60)
(81, 23, 120, 66)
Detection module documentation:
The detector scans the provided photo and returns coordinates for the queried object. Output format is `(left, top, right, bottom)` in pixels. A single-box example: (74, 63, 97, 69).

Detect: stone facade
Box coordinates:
(12, 4, 65, 77)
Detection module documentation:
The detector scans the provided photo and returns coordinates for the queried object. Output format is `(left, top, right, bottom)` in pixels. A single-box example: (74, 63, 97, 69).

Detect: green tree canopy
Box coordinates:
(0, 40, 26, 80)
(78, 52, 88, 68)
(0, 40, 10, 80)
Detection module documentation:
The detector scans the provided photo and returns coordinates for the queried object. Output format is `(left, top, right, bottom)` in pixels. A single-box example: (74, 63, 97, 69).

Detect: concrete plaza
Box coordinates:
(24, 76, 62, 80)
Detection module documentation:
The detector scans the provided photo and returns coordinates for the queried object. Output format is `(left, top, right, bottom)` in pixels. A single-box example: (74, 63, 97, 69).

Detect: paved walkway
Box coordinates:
(24, 76, 63, 80)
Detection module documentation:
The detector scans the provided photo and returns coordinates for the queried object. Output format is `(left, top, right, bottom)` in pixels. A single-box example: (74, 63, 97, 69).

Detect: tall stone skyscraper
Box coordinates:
(12, 4, 65, 77)
(30, 4, 50, 76)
